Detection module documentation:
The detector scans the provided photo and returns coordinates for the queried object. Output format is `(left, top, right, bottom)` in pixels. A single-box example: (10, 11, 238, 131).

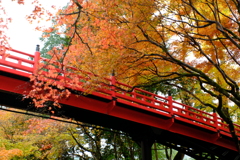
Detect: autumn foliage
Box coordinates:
(0, 109, 143, 159)
(2, 0, 240, 151)
(0, 109, 77, 159)
(27, 0, 240, 112)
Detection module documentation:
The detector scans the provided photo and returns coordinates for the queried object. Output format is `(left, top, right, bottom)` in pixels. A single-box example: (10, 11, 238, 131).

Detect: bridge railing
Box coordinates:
(1, 47, 240, 138)
(0, 48, 39, 77)
(103, 78, 240, 136)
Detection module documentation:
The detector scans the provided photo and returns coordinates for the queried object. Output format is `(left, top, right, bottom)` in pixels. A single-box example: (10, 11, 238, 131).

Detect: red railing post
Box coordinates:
(111, 71, 116, 100)
(132, 89, 136, 99)
(33, 45, 40, 75)
(213, 111, 219, 131)
(106, 71, 116, 114)
(2, 54, 5, 61)
(168, 96, 173, 116)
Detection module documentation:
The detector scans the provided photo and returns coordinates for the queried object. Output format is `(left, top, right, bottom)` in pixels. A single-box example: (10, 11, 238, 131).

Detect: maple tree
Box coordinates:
(38, 23, 188, 160)
(2, 0, 240, 154)
(25, 0, 240, 151)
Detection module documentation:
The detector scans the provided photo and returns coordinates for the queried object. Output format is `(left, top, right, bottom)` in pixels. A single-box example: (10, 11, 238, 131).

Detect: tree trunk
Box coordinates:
(173, 151, 185, 160)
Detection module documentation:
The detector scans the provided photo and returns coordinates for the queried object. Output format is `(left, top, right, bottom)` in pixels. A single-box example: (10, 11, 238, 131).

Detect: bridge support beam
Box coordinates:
(141, 138, 153, 160)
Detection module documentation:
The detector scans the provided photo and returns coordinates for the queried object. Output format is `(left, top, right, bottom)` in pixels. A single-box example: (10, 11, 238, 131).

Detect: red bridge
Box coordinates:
(1, 47, 240, 160)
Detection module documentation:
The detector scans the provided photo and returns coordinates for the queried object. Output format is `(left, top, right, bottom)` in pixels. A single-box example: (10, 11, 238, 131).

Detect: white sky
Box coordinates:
(2, 0, 68, 54)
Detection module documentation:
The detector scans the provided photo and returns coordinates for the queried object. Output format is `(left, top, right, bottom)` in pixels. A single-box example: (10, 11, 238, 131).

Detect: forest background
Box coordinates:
(1, 0, 240, 159)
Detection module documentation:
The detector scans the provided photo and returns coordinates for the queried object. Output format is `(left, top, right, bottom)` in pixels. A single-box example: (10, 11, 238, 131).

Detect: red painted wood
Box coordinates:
(1, 48, 240, 152)
(0, 66, 31, 77)
(33, 50, 40, 75)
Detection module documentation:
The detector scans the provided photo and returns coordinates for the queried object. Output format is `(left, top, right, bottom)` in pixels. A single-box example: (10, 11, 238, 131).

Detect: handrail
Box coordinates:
(1, 47, 240, 138)
(0, 48, 36, 75)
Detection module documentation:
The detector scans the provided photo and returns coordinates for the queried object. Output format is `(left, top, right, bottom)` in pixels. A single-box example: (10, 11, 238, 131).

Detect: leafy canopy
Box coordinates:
(2, 0, 240, 152)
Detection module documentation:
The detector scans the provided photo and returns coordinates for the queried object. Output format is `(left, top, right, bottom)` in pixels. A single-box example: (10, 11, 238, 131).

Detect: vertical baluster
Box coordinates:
(168, 96, 173, 116)
(147, 94, 154, 110)
(33, 45, 40, 75)
(213, 111, 219, 131)
(151, 94, 154, 104)
(142, 94, 145, 102)
(111, 71, 116, 99)
(132, 89, 136, 99)
(18, 59, 22, 66)
(2, 53, 6, 62)
(185, 105, 191, 118)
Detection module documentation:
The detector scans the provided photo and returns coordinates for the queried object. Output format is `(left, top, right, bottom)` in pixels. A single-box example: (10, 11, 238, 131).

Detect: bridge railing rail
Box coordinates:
(0, 48, 39, 77)
(104, 77, 240, 136)
(1, 48, 240, 138)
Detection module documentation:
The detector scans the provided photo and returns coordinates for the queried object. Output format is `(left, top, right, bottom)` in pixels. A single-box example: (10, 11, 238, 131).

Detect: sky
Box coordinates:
(2, 0, 68, 54)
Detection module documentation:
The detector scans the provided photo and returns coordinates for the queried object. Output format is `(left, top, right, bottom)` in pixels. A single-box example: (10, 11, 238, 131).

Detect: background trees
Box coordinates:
(0, 108, 75, 159)
(1, 0, 240, 158)
(1, 108, 189, 159)
(28, 0, 240, 150)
